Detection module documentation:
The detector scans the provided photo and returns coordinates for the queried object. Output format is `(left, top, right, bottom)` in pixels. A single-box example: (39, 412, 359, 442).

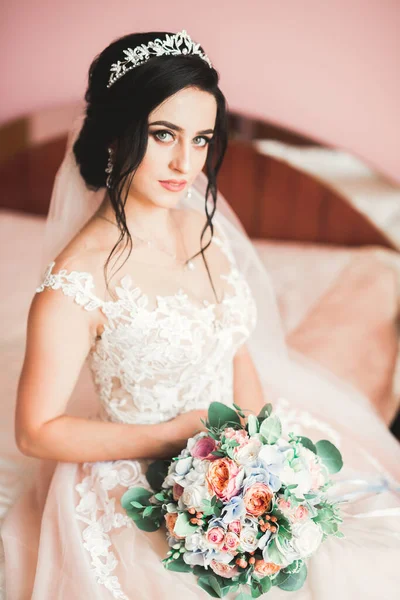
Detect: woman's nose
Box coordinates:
(170, 140, 191, 174)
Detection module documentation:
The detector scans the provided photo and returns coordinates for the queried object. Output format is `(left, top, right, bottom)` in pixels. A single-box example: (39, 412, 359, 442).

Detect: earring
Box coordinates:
(186, 186, 192, 199)
(105, 147, 113, 189)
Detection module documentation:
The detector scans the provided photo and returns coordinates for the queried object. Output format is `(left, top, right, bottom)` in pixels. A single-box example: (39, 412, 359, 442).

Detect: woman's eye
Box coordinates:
(153, 130, 174, 142)
(194, 136, 210, 148)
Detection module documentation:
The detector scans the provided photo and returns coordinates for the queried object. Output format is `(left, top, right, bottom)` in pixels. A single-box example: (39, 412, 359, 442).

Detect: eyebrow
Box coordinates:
(148, 120, 214, 135)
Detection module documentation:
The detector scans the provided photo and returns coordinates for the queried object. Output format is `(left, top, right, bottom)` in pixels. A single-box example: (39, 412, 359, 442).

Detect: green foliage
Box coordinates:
(129, 514, 161, 532)
(275, 563, 308, 591)
(257, 403, 272, 420)
(315, 440, 343, 474)
(296, 436, 317, 454)
(145, 459, 171, 490)
(259, 414, 282, 445)
(265, 538, 284, 565)
(120, 487, 153, 510)
(164, 555, 192, 573)
(197, 575, 223, 598)
(208, 401, 242, 429)
(247, 414, 259, 436)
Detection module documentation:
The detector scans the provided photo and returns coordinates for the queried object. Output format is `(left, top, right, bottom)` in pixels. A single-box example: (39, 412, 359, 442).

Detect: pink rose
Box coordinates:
(190, 436, 218, 461)
(294, 505, 308, 521)
(224, 428, 249, 448)
(309, 459, 325, 490)
(206, 527, 225, 547)
(224, 531, 240, 553)
(206, 458, 244, 502)
(243, 483, 273, 517)
(278, 498, 291, 511)
(228, 520, 242, 536)
(172, 483, 184, 501)
(210, 560, 239, 579)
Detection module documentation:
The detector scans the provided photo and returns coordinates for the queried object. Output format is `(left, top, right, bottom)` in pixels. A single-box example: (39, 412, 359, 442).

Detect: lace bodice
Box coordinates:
(36, 225, 257, 426)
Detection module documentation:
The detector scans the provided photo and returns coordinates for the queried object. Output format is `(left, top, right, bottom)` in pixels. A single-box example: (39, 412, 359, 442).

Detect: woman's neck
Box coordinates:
(97, 192, 177, 238)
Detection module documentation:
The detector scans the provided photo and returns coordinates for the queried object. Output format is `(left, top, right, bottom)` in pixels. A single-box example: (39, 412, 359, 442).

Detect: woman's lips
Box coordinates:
(159, 180, 187, 192)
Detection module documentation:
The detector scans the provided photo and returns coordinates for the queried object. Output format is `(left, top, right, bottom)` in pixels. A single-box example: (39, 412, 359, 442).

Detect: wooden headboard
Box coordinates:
(0, 106, 395, 250)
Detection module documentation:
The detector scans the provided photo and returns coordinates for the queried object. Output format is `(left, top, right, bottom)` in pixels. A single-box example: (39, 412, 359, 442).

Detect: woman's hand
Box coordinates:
(164, 409, 209, 457)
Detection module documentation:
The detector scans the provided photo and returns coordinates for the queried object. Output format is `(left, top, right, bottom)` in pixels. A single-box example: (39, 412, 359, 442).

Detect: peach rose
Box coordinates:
(210, 560, 239, 579)
(206, 527, 225, 547)
(243, 483, 273, 517)
(224, 531, 240, 553)
(228, 520, 242, 536)
(206, 458, 244, 502)
(164, 512, 185, 540)
(254, 560, 281, 577)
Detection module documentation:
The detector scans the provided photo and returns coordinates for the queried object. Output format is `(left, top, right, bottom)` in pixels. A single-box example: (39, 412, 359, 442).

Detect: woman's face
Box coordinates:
(127, 86, 217, 209)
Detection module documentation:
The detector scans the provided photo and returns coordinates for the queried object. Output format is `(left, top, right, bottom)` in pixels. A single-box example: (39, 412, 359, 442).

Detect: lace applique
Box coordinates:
(75, 459, 153, 600)
(36, 262, 103, 311)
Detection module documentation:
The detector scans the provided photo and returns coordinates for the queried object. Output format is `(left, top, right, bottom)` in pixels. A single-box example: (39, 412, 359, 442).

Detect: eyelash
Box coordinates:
(151, 129, 212, 147)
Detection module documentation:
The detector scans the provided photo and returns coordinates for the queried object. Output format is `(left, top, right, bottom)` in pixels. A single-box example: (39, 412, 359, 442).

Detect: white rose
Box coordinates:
(180, 484, 208, 511)
(240, 526, 259, 552)
(280, 462, 313, 498)
(235, 439, 262, 466)
(175, 456, 193, 476)
(291, 520, 323, 558)
(270, 536, 300, 567)
(185, 531, 209, 552)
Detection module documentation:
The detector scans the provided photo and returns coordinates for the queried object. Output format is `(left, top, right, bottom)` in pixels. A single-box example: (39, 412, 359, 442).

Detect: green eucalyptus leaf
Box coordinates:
(197, 576, 222, 598)
(259, 575, 272, 593)
(259, 415, 282, 445)
(142, 505, 154, 518)
(121, 487, 153, 510)
(276, 563, 308, 591)
(266, 539, 284, 565)
(247, 414, 259, 436)
(132, 514, 160, 532)
(257, 403, 273, 420)
(145, 459, 171, 490)
(208, 402, 241, 428)
(164, 557, 192, 573)
(297, 436, 317, 454)
(315, 440, 343, 474)
(319, 521, 338, 535)
(250, 582, 263, 598)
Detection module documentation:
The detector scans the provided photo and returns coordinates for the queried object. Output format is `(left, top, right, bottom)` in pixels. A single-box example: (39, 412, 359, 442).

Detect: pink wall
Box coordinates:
(1, 0, 399, 183)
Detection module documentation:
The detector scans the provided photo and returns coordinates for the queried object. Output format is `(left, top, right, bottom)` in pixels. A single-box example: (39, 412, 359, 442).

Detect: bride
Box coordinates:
(1, 29, 399, 600)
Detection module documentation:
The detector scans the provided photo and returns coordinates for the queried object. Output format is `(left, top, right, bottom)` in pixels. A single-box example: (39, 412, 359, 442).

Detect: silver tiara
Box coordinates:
(107, 29, 213, 88)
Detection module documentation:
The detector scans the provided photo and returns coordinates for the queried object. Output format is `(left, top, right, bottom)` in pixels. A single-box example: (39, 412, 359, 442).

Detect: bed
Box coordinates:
(1, 106, 400, 596)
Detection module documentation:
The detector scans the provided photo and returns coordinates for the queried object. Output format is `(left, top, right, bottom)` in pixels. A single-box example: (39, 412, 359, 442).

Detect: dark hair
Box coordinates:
(73, 31, 229, 300)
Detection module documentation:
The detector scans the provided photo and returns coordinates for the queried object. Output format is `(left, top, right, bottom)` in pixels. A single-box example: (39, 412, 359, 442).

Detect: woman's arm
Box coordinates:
(16, 288, 206, 463)
(233, 343, 266, 422)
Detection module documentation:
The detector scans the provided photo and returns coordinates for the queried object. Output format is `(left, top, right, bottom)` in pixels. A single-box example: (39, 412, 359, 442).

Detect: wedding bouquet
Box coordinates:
(121, 402, 344, 598)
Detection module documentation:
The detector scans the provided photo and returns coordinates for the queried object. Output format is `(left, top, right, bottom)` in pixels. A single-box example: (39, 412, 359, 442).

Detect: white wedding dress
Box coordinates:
(1, 219, 400, 599)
